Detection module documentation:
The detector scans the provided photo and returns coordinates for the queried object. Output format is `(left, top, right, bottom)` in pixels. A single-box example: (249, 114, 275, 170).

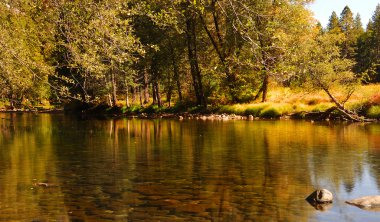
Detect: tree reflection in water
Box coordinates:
(0, 114, 379, 221)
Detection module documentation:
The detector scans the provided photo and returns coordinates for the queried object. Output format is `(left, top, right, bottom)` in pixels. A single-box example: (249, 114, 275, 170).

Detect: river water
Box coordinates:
(0, 113, 380, 221)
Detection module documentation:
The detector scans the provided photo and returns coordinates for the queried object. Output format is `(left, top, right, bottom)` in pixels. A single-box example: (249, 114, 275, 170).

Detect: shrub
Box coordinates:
(142, 105, 162, 114)
(367, 105, 380, 119)
(259, 107, 282, 118)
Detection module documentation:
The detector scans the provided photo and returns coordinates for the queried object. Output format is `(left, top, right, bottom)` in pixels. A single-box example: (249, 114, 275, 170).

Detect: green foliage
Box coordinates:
(367, 105, 380, 119)
(0, 1, 53, 103)
(142, 105, 164, 114)
(259, 104, 293, 118)
(0, 0, 379, 111)
(259, 107, 282, 119)
(327, 11, 341, 33)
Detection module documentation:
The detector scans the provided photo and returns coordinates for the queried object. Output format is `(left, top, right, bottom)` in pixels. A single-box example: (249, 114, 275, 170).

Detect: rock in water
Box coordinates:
(306, 189, 333, 204)
(346, 196, 380, 209)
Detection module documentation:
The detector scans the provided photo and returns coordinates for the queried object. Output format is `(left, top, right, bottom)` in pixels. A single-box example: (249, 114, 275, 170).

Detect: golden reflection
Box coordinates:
(1, 114, 380, 221)
(0, 113, 69, 221)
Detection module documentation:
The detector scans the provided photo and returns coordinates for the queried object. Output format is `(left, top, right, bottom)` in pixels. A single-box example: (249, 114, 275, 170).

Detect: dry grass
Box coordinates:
(218, 84, 380, 118)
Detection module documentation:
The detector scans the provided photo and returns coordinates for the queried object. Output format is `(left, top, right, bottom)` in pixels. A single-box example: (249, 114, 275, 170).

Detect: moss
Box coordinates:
(367, 105, 380, 119)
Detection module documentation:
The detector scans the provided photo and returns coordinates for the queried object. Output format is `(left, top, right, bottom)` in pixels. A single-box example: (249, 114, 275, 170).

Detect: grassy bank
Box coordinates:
(1, 85, 380, 120)
(111, 85, 380, 120)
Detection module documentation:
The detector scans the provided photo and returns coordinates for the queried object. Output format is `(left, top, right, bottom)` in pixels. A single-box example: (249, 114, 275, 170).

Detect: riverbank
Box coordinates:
(80, 84, 380, 121)
(1, 85, 380, 121)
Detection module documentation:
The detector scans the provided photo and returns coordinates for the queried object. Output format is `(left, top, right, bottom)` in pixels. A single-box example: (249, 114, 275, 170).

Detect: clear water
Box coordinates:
(1, 113, 380, 221)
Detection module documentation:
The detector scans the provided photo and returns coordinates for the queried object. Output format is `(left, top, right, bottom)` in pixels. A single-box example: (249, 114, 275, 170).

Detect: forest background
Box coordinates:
(1, 0, 380, 119)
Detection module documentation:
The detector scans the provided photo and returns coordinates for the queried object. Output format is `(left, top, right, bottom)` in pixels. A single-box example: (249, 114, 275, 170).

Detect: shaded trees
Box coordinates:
(52, 0, 144, 105)
(1, 0, 380, 110)
(0, 1, 53, 107)
(355, 4, 380, 83)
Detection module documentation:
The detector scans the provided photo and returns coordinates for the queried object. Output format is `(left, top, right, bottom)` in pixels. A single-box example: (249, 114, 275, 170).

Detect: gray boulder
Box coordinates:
(306, 189, 333, 204)
(346, 196, 380, 210)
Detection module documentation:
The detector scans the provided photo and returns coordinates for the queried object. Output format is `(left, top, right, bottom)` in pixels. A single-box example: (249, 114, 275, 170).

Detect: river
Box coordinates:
(0, 113, 380, 221)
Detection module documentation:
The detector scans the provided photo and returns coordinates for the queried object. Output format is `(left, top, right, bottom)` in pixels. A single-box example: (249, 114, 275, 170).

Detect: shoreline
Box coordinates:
(0, 105, 378, 122)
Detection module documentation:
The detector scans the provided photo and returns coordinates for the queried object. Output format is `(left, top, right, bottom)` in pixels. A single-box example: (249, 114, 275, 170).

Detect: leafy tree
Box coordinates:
(0, 1, 53, 107)
(52, 0, 144, 105)
(300, 31, 360, 120)
(222, 0, 314, 102)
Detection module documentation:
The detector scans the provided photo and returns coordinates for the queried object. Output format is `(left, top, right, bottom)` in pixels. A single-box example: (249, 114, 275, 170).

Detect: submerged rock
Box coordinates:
(346, 196, 380, 210)
(306, 189, 333, 204)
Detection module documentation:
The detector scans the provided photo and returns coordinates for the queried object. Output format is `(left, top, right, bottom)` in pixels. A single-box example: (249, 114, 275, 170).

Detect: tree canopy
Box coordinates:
(0, 1, 379, 110)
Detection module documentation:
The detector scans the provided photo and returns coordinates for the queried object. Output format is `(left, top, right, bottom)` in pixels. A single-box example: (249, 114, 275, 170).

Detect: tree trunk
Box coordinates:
(132, 86, 136, 104)
(200, 13, 238, 101)
(321, 86, 367, 122)
(169, 40, 182, 101)
(108, 94, 113, 106)
(185, 5, 206, 107)
(167, 73, 173, 107)
(261, 72, 269, 102)
(110, 71, 118, 106)
(126, 85, 130, 108)
(143, 69, 149, 104)
(156, 82, 162, 107)
(152, 83, 157, 105)
(139, 86, 143, 106)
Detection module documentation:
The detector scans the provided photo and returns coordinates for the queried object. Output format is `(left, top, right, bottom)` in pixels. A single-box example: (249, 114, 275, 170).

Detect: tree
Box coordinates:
(354, 4, 380, 83)
(339, 6, 357, 59)
(223, 0, 314, 102)
(327, 11, 341, 33)
(52, 0, 144, 105)
(0, 1, 54, 107)
(300, 31, 361, 121)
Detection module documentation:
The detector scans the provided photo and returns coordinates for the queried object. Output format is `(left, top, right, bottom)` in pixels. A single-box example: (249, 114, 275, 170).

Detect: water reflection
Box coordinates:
(1, 114, 380, 221)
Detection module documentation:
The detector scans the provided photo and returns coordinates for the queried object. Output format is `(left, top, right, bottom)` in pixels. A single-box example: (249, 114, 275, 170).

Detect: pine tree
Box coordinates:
(354, 14, 364, 34)
(327, 11, 341, 33)
(355, 4, 380, 82)
(339, 6, 356, 59)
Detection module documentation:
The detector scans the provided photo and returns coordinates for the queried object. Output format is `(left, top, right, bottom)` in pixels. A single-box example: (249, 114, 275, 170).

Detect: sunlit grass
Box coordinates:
(215, 84, 380, 118)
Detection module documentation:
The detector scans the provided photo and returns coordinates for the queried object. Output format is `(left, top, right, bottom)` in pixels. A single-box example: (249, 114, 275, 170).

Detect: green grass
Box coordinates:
(310, 103, 334, 112)
(216, 103, 294, 118)
(244, 104, 270, 116)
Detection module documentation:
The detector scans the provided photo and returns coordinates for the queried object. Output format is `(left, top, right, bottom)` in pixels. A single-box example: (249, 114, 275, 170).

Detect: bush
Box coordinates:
(122, 105, 143, 114)
(142, 105, 163, 114)
(367, 105, 380, 119)
(259, 107, 282, 118)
